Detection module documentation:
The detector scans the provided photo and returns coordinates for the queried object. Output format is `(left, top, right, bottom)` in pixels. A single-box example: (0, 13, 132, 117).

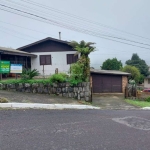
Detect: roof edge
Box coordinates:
(17, 37, 70, 50)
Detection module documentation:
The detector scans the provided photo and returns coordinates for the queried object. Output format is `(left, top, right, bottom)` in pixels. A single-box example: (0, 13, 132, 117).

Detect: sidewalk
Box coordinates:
(0, 103, 100, 110)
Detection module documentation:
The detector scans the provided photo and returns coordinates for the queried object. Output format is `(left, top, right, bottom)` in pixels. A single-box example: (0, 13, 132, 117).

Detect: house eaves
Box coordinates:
(0, 46, 37, 57)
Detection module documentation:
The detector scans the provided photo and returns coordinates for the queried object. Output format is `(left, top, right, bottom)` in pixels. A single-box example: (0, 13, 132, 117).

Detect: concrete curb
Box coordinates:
(141, 107, 150, 110)
(0, 103, 100, 110)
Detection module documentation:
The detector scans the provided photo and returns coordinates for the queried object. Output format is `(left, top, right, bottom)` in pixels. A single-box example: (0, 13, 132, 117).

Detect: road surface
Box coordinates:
(0, 109, 150, 150)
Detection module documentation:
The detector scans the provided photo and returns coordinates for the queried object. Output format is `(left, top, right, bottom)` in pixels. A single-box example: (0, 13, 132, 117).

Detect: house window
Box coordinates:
(40, 55, 52, 65)
(148, 79, 150, 84)
(67, 54, 78, 64)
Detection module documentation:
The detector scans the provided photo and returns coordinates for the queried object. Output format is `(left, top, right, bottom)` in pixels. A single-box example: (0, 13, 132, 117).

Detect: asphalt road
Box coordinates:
(0, 109, 150, 150)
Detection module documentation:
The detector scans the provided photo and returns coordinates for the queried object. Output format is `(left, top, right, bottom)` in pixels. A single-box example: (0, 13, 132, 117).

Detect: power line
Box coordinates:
(0, 29, 34, 41)
(4, 0, 136, 42)
(1, 4, 150, 50)
(0, 25, 38, 40)
(2, 1, 150, 47)
(0, 4, 149, 49)
(20, 0, 150, 41)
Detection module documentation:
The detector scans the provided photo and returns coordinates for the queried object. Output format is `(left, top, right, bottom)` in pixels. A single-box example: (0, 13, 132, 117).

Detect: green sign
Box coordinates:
(0, 61, 10, 73)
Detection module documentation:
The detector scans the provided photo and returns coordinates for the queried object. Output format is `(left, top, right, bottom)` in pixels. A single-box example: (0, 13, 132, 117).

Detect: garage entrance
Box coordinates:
(91, 73, 122, 93)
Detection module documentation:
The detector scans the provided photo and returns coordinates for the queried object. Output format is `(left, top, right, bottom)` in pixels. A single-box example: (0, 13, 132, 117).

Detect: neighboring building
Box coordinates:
(90, 69, 130, 93)
(144, 76, 150, 88)
(0, 46, 36, 78)
(144, 66, 150, 88)
(18, 37, 78, 75)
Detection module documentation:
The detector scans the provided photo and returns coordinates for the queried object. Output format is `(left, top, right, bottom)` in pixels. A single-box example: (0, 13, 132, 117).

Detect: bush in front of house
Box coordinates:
(0, 97, 8, 103)
(21, 69, 39, 80)
(145, 96, 150, 102)
(49, 73, 68, 85)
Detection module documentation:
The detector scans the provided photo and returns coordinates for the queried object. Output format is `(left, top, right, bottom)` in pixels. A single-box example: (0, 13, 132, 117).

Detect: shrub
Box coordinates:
(0, 97, 8, 103)
(70, 63, 84, 81)
(145, 97, 150, 102)
(49, 73, 67, 84)
(21, 69, 39, 80)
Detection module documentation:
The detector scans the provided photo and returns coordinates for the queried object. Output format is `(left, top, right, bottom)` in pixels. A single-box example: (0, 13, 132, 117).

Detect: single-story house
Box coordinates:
(90, 69, 130, 93)
(18, 37, 78, 75)
(144, 75, 150, 88)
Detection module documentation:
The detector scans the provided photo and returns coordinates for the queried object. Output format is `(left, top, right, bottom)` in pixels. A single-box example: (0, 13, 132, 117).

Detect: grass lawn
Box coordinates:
(125, 99, 150, 108)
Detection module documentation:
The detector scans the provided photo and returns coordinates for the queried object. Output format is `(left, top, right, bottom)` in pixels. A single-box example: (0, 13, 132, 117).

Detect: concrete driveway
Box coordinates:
(92, 94, 137, 109)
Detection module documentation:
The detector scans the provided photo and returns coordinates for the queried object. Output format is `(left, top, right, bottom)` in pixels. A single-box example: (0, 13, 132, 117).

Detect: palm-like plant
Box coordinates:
(69, 40, 95, 56)
(69, 40, 96, 82)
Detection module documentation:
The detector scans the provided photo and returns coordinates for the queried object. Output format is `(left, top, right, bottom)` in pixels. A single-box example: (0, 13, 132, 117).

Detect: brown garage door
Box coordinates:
(92, 74, 122, 93)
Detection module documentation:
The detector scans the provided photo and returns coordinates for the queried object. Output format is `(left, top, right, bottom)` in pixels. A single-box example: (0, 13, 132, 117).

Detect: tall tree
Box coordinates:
(101, 58, 122, 70)
(69, 40, 95, 81)
(126, 53, 149, 77)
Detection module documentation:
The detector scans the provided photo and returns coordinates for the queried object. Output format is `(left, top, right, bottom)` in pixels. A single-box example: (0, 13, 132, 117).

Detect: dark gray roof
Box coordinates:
(17, 37, 70, 50)
(0, 46, 37, 57)
(90, 69, 131, 76)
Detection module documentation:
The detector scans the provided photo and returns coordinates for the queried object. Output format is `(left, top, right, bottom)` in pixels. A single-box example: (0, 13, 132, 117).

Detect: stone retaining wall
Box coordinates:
(0, 82, 91, 102)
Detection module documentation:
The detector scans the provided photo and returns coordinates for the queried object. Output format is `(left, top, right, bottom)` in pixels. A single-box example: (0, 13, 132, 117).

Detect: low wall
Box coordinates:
(0, 82, 91, 102)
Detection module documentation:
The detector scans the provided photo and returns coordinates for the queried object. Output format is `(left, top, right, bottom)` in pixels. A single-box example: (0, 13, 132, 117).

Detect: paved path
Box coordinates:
(0, 109, 150, 150)
(0, 90, 80, 104)
(92, 94, 137, 109)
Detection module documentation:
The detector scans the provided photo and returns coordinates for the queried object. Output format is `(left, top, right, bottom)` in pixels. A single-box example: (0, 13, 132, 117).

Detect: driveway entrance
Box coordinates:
(92, 94, 137, 109)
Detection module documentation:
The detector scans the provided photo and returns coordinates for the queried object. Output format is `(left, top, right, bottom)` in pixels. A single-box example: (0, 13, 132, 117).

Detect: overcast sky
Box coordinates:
(0, 0, 150, 68)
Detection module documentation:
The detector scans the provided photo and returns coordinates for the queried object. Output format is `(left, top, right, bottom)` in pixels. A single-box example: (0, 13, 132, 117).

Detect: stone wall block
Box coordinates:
(66, 82, 70, 87)
(56, 88, 62, 93)
(74, 92, 78, 98)
(65, 87, 68, 92)
(86, 82, 90, 87)
(85, 91, 90, 97)
(25, 87, 31, 93)
(25, 83, 31, 88)
(78, 87, 82, 92)
(78, 94, 80, 100)
(37, 87, 43, 94)
(68, 87, 73, 92)
(83, 86, 90, 92)
(62, 87, 66, 93)
(77, 83, 82, 87)
(43, 87, 48, 94)
(32, 83, 38, 88)
(85, 97, 90, 102)
(80, 92, 85, 98)
(82, 82, 87, 87)
(68, 92, 73, 97)
(7, 83, 16, 89)
(62, 93, 67, 97)
(32, 88, 37, 93)
(52, 87, 56, 94)
(53, 83, 58, 88)
(39, 83, 44, 88)
(74, 87, 78, 92)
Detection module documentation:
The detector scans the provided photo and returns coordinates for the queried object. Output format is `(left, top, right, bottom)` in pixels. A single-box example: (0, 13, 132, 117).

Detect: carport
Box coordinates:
(0, 46, 37, 79)
(90, 69, 130, 93)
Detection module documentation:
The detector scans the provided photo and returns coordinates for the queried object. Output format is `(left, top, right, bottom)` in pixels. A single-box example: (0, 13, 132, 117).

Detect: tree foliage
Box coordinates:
(69, 40, 95, 81)
(126, 53, 149, 77)
(121, 65, 141, 83)
(101, 58, 122, 70)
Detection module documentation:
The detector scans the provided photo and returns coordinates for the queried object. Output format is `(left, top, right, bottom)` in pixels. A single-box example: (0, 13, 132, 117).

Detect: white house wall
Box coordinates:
(31, 51, 77, 75)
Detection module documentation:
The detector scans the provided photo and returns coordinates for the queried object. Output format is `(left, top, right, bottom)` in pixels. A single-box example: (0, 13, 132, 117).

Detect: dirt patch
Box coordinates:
(0, 90, 80, 104)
